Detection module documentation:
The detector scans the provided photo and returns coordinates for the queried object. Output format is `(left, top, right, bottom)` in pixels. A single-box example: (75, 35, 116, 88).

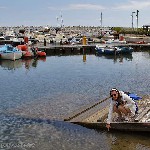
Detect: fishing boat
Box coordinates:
(0, 44, 22, 61)
(64, 95, 150, 132)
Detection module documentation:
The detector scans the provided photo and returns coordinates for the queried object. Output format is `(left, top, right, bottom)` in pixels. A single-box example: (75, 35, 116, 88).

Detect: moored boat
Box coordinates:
(95, 45, 133, 55)
(17, 44, 34, 58)
(64, 95, 150, 132)
(95, 45, 116, 55)
(115, 46, 133, 54)
(0, 44, 22, 61)
(34, 47, 46, 57)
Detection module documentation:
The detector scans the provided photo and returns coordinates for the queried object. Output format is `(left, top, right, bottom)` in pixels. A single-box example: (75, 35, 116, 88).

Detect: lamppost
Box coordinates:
(131, 11, 135, 30)
(100, 12, 102, 28)
(136, 10, 139, 30)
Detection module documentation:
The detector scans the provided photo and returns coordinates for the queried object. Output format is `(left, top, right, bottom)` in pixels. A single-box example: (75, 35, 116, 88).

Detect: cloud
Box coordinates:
(48, 3, 105, 11)
(115, 0, 150, 10)
(69, 4, 105, 10)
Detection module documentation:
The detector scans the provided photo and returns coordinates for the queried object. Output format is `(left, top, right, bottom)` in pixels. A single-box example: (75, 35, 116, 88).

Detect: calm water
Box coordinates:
(0, 51, 150, 150)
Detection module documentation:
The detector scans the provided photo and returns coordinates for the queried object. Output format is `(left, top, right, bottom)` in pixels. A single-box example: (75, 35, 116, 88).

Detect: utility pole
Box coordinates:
(136, 10, 139, 30)
(131, 12, 135, 30)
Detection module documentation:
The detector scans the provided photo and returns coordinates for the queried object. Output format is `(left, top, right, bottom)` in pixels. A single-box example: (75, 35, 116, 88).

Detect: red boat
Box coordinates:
(17, 44, 34, 58)
(35, 47, 46, 57)
(37, 51, 46, 57)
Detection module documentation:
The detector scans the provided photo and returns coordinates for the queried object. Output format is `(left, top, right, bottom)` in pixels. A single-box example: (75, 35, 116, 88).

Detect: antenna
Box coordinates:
(56, 11, 64, 27)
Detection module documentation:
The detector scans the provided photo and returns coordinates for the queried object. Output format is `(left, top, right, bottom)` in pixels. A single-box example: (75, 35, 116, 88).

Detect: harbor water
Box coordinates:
(0, 51, 150, 150)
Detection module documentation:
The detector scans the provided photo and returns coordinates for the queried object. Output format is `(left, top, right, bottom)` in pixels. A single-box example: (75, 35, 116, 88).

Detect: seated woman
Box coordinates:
(106, 88, 137, 131)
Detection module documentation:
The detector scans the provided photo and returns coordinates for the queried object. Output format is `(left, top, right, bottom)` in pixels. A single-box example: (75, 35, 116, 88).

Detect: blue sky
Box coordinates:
(0, 0, 150, 27)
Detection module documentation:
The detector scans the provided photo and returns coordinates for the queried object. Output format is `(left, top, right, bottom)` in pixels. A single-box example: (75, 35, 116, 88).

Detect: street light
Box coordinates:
(100, 12, 102, 28)
(136, 10, 139, 29)
(131, 11, 135, 30)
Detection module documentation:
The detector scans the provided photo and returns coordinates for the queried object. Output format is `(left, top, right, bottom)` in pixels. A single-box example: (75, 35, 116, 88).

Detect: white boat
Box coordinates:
(105, 39, 126, 44)
(0, 45, 22, 61)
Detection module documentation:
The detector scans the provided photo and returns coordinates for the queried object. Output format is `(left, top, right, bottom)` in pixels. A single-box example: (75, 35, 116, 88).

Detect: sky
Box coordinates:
(0, 0, 150, 27)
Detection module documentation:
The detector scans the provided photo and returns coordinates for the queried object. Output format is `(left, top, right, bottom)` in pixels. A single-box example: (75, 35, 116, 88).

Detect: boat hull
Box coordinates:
(73, 122, 150, 132)
(0, 51, 22, 61)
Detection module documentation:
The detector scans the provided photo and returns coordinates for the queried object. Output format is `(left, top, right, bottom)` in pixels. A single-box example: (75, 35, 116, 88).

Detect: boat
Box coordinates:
(34, 47, 46, 57)
(95, 45, 133, 55)
(0, 44, 22, 61)
(17, 44, 34, 58)
(105, 39, 127, 44)
(64, 95, 150, 132)
(115, 46, 133, 54)
(95, 45, 116, 55)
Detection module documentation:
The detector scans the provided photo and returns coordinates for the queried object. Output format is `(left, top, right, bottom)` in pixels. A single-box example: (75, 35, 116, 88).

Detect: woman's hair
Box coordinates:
(110, 88, 122, 102)
(110, 88, 119, 96)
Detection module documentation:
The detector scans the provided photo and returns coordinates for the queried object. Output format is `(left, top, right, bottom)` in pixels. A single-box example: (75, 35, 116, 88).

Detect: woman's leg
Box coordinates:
(113, 105, 122, 117)
(118, 105, 131, 116)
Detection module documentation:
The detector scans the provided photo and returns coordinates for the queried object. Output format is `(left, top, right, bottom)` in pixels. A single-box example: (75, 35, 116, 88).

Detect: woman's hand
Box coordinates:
(106, 124, 111, 131)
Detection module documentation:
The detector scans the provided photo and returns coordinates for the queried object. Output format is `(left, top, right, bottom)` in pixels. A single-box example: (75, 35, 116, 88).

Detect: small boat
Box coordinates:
(95, 45, 116, 55)
(17, 44, 34, 58)
(95, 45, 133, 55)
(34, 47, 46, 57)
(115, 46, 133, 54)
(0, 44, 22, 61)
(105, 39, 127, 44)
(37, 51, 46, 57)
(64, 95, 150, 132)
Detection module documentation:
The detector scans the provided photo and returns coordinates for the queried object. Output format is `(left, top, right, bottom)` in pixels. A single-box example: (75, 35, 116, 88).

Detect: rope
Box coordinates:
(64, 96, 110, 121)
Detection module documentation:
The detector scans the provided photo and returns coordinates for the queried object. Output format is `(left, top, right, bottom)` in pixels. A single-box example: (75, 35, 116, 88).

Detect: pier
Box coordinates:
(37, 43, 150, 55)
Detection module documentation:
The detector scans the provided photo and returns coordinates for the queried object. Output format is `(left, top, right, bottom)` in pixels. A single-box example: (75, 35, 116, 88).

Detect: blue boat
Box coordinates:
(95, 45, 133, 55)
(95, 45, 115, 55)
(0, 44, 22, 60)
(115, 46, 133, 54)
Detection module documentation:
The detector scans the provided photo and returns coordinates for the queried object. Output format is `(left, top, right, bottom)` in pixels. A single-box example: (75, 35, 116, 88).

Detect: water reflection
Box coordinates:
(0, 59, 23, 70)
(0, 57, 46, 70)
(96, 53, 133, 63)
(105, 131, 150, 150)
(83, 49, 87, 62)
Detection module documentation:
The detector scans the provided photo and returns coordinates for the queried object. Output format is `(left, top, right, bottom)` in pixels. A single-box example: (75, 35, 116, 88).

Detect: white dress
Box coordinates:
(107, 91, 136, 124)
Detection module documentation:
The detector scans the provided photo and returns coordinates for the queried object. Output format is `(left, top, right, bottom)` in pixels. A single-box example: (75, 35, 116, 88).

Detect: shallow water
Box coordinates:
(0, 52, 150, 150)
